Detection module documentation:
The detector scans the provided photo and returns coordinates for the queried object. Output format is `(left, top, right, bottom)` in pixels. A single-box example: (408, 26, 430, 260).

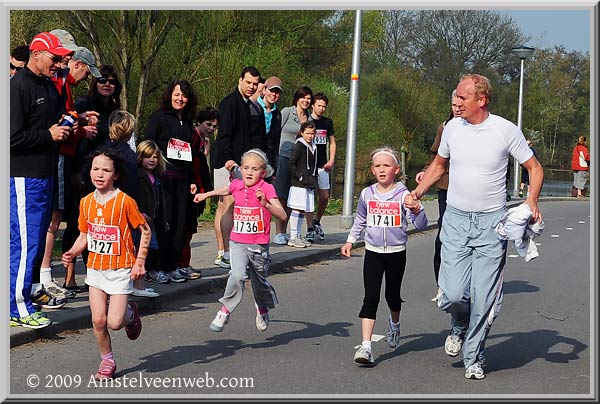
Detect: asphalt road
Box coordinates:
(9, 201, 592, 398)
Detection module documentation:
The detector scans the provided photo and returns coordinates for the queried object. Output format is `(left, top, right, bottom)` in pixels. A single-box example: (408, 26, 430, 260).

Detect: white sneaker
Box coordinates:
(273, 233, 288, 245)
(255, 311, 269, 331)
(354, 345, 374, 365)
(314, 222, 325, 240)
(287, 237, 307, 248)
(210, 310, 229, 332)
(132, 288, 160, 298)
(386, 315, 401, 349)
(445, 333, 463, 357)
(305, 230, 316, 242)
(465, 362, 485, 380)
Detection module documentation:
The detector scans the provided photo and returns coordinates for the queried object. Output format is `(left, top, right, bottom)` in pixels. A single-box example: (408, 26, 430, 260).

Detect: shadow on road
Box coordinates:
(119, 320, 353, 375)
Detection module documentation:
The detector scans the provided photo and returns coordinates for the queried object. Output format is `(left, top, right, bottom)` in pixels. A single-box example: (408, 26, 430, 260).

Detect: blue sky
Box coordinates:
(499, 10, 590, 53)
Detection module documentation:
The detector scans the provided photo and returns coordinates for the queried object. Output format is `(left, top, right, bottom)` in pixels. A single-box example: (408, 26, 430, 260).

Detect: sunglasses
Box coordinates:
(40, 51, 63, 63)
(98, 77, 117, 85)
(10, 63, 24, 71)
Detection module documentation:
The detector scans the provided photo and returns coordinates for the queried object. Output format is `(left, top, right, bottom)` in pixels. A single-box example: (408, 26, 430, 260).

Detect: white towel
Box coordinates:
(495, 204, 544, 262)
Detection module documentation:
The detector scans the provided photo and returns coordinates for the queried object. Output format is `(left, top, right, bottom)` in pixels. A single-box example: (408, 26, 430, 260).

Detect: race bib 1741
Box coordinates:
(87, 223, 121, 255)
(166, 138, 192, 161)
(315, 129, 327, 145)
(233, 206, 264, 234)
(366, 200, 402, 227)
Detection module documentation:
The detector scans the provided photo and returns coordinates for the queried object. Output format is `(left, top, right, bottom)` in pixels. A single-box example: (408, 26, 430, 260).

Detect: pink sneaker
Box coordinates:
(94, 359, 116, 380)
(125, 302, 142, 340)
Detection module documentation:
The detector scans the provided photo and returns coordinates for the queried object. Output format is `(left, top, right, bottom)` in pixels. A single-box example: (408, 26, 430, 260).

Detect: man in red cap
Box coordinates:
(10, 32, 74, 329)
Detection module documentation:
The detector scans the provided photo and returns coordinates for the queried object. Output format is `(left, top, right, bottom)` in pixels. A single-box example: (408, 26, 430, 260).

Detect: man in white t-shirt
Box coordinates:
(411, 74, 543, 380)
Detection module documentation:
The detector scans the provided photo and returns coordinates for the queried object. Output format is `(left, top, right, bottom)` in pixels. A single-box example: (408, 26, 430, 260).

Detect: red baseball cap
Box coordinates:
(29, 32, 74, 57)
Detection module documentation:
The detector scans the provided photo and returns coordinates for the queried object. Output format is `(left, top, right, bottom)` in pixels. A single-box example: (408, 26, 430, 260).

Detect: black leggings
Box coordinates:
(359, 249, 407, 320)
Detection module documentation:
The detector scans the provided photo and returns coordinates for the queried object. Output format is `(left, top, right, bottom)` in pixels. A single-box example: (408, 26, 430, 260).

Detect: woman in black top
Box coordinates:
(144, 79, 199, 283)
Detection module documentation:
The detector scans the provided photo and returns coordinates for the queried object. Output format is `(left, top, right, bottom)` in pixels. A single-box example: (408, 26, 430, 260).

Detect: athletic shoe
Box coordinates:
(273, 233, 288, 245)
(209, 310, 229, 332)
(131, 288, 160, 298)
(177, 266, 201, 280)
(354, 345, 374, 365)
(145, 270, 170, 284)
(32, 288, 67, 309)
(314, 222, 325, 240)
(386, 315, 401, 349)
(445, 332, 464, 357)
(465, 362, 485, 380)
(256, 311, 269, 331)
(214, 254, 231, 269)
(287, 237, 307, 248)
(125, 302, 142, 340)
(94, 359, 116, 380)
(300, 237, 312, 247)
(518, 189, 524, 198)
(305, 230, 316, 242)
(63, 283, 89, 293)
(168, 270, 187, 283)
(45, 279, 75, 299)
(9, 312, 51, 329)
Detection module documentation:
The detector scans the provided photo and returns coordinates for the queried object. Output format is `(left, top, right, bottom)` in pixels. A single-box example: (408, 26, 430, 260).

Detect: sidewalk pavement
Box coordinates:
(10, 197, 564, 347)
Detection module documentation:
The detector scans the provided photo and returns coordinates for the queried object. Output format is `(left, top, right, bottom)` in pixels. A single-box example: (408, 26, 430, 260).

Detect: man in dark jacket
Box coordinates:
(210, 66, 265, 269)
(10, 32, 73, 329)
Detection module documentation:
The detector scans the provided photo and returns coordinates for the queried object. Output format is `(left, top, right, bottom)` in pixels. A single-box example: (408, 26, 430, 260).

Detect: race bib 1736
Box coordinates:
(87, 222, 121, 255)
(166, 138, 192, 161)
(233, 206, 264, 234)
(366, 200, 402, 227)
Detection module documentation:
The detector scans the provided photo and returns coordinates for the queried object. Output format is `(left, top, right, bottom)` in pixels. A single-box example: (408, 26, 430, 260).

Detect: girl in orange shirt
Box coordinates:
(62, 148, 151, 380)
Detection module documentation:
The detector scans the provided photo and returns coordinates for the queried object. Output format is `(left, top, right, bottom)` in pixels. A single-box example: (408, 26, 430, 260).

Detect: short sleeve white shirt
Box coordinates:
(438, 114, 533, 212)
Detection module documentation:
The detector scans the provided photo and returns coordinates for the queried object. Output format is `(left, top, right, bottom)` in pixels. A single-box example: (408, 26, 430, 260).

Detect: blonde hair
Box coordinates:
(459, 73, 492, 106)
(108, 110, 136, 142)
(370, 146, 400, 166)
(241, 148, 274, 178)
(136, 139, 165, 175)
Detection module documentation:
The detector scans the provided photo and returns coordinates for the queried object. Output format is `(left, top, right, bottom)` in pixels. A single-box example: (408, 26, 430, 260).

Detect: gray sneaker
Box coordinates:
(354, 345, 374, 365)
(45, 280, 75, 299)
(214, 254, 231, 269)
(287, 237, 307, 248)
(386, 315, 401, 349)
(445, 333, 463, 357)
(145, 270, 170, 284)
(168, 270, 187, 283)
(465, 362, 485, 380)
(177, 266, 201, 280)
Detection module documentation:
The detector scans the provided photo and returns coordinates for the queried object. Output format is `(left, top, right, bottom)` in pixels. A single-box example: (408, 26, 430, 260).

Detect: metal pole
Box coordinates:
(513, 58, 525, 197)
(341, 10, 362, 229)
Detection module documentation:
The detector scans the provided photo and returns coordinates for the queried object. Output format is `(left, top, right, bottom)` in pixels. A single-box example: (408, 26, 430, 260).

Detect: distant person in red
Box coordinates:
(571, 135, 590, 198)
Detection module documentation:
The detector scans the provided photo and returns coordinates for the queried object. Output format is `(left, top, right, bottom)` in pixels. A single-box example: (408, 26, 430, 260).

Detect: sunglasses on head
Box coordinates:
(98, 77, 117, 85)
(10, 63, 24, 71)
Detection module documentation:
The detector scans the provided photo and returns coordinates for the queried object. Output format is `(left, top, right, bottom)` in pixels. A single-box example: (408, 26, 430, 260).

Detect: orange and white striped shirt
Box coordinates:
(78, 189, 146, 270)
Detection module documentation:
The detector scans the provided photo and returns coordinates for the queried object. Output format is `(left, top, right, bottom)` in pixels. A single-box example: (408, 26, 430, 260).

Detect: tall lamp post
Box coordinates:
(511, 45, 535, 198)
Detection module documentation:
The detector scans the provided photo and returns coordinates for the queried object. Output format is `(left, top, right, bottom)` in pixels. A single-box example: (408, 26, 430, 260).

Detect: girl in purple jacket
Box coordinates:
(341, 147, 428, 366)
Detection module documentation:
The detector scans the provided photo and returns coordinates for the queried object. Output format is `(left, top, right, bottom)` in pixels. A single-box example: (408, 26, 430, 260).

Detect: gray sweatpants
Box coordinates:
(219, 240, 278, 313)
(437, 205, 507, 368)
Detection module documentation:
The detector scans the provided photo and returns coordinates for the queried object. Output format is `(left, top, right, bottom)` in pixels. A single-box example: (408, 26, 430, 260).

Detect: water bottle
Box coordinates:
(59, 111, 78, 127)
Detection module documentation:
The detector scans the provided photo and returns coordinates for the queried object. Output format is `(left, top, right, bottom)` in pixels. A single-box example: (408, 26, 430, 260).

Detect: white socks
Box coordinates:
(40, 267, 52, 286)
(362, 340, 372, 350)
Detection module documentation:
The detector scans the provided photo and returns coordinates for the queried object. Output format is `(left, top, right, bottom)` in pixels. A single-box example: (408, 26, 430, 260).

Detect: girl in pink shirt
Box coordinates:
(194, 149, 287, 332)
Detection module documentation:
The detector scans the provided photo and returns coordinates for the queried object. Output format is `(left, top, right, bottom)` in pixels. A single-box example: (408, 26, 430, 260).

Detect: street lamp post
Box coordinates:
(511, 45, 535, 198)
